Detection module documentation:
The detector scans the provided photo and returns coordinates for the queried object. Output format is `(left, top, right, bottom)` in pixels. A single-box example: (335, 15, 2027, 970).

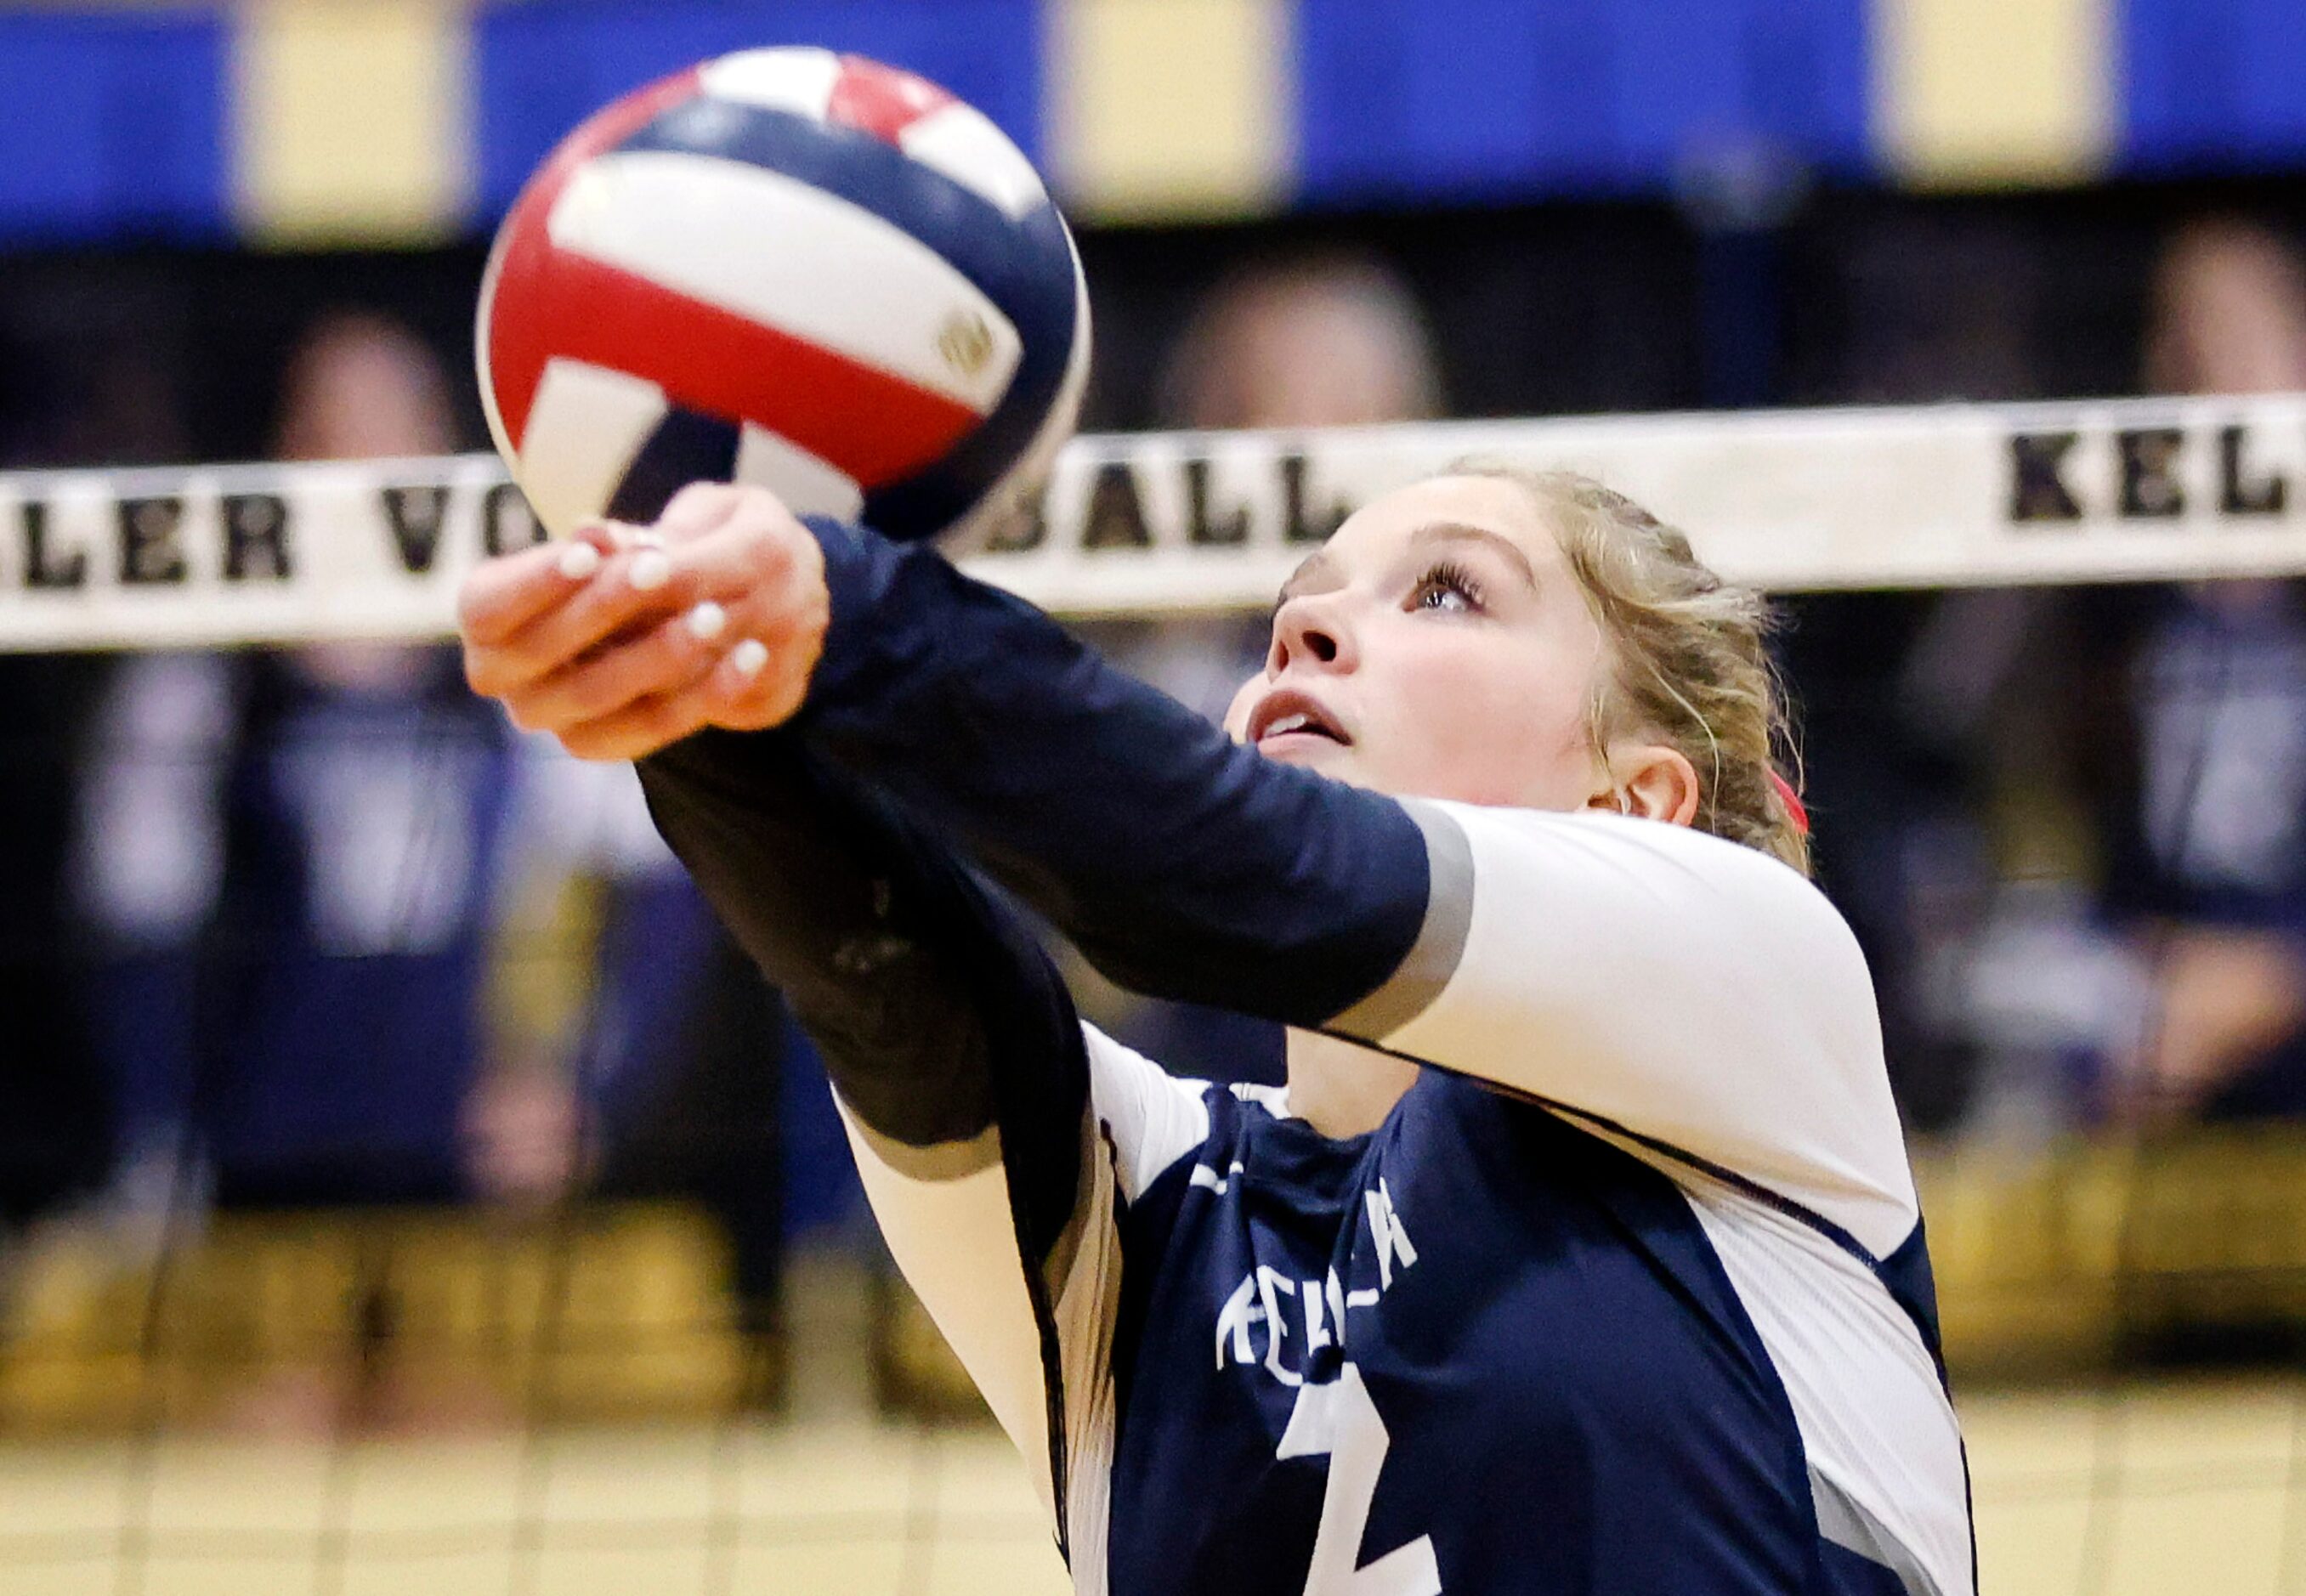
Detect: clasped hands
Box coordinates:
(458, 483, 830, 761)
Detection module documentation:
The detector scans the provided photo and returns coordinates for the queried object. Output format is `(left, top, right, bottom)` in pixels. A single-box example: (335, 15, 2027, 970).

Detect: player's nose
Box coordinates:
(1266, 589, 1358, 678)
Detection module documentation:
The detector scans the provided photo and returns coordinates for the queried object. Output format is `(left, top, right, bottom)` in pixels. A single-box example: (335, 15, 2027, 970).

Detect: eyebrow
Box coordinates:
(1272, 520, 1541, 608)
(1404, 521, 1540, 589)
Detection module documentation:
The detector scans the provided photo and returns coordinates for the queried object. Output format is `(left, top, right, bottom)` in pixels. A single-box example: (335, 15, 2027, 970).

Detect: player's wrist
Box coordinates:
(790, 512, 913, 718)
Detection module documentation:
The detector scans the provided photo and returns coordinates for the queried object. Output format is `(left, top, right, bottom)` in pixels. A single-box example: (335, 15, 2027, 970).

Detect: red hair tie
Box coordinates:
(1767, 769, 1809, 836)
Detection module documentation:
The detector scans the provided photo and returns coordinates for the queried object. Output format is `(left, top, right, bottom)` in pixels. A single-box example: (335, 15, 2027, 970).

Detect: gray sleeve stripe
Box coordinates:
(1812, 1469, 1946, 1596)
(1325, 798, 1475, 1042)
(845, 1114, 1004, 1182)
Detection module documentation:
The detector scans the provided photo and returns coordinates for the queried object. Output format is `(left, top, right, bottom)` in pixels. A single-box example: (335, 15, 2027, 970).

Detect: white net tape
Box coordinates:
(3, 393, 2303, 651)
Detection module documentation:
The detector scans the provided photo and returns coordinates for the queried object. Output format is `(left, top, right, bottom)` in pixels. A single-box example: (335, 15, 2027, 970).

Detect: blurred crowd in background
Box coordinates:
(5, 176, 2306, 1424)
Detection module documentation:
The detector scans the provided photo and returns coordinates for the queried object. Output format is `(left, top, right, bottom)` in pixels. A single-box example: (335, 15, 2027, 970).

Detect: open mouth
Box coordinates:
(1250, 692, 1350, 747)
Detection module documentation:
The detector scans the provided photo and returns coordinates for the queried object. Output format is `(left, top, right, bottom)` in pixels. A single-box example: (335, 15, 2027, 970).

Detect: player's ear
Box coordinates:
(1588, 741, 1700, 826)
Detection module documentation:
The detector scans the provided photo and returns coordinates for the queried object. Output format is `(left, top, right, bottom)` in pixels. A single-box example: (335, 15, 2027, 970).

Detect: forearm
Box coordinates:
(635, 730, 1085, 1248)
(795, 517, 1436, 1028)
(639, 731, 1096, 1519)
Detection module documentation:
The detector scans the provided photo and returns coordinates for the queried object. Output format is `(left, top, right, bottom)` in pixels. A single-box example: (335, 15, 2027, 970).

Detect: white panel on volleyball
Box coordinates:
(899, 104, 1049, 220)
(549, 153, 1022, 414)
(519, 359, 667, 535)
(734, 425, 864, 524)
(695, 48, 841, 121)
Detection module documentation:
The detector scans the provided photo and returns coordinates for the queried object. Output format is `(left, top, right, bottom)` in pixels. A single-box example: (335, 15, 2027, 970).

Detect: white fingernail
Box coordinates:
(730, 639, 768, 678)
(557, 542, 602, 580)
(685, 602, 727, 642)
(629, 549, 671, 591)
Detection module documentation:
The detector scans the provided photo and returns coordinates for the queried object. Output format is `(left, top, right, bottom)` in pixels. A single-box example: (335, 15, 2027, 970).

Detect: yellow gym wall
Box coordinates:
(231, 0, 470, 246)
(1874, 0, 2117, 187)
(1042, 0, 1290, 224)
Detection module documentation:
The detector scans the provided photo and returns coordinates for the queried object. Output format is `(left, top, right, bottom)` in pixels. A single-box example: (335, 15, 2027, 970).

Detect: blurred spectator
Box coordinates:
(1776, 211, 2139, 1140)
(78, 314, 501, 1220)
(1158, 252, 1446, 431)
(491, 748, 815, 1401)
(65, 304, 811, 1429)
(0, 305, 192, 1248)
(75, 310, 814, 1425)
(2145, 218, 2306, 397)
(73, 313, 535, 1430)
(275, 310, 459, 462)
(2099, 218, 2306, 1121)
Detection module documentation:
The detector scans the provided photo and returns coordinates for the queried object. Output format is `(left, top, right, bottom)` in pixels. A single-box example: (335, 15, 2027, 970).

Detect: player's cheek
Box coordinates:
(1391, 648, 1562, 806)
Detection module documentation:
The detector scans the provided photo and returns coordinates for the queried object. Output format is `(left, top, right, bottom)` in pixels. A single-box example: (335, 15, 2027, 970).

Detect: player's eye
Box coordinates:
(1410, 560, 1484, 615)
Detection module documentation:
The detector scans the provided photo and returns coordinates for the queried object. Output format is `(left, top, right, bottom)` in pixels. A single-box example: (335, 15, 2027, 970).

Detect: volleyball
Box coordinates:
(475, 47, 1089, 546)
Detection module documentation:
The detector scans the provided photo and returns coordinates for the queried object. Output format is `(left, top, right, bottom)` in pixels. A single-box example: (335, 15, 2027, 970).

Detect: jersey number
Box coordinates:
(1276, 1363, 1442, 1596)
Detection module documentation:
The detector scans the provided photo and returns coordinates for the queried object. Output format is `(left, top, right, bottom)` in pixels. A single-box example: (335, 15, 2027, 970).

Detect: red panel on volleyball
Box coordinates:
(482, 60, 982, 489)
(825, 56, 958, 146)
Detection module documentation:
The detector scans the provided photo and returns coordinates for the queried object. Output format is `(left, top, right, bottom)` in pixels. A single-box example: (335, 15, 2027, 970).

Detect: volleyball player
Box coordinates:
(458, 467, 1975, 1595)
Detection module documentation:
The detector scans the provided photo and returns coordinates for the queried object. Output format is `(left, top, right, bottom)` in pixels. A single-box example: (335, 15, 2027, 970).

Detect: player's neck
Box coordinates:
(1283, 1030, 1422, 1138)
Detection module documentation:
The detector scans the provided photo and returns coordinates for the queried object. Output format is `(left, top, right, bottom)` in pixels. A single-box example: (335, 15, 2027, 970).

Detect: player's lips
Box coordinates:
(1249, 689, 1351, 748)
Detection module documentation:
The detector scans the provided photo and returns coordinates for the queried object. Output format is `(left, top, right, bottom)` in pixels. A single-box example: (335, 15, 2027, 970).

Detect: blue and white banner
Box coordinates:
(7, 393, 2306, 651)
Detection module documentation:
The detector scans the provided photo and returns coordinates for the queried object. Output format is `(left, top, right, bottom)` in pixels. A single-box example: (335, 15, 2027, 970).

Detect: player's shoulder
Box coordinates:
(1423, 801, 1861, 956)
(1079, 1024, 1227, 1204)
(1413, 800, 1878, 1050)
(1078, 1027, 1312, 1205)
(1424, 797, 1817, 881)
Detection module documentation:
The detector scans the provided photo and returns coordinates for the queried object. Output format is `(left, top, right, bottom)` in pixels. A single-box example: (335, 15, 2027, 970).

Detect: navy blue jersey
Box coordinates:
(637, 517, 1974, 1596)
(1090, 1063, 1925, 1596)
(809, 803, 1970, 1596)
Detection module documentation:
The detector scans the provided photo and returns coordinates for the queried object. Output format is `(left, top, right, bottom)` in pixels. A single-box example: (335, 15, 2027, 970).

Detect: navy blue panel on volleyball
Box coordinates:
(862, 199, 1077, 539)
(608, 407, 742, 524)
(613, 99, 1060, 309)
(611, 94, 1080, 542)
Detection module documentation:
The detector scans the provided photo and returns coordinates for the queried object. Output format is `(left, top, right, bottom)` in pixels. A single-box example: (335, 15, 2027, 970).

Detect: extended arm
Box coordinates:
(462, 500, 1238, 1537)
(797, 516, 1443, 1033)
(635, 730, 1087, 1512)
(459, 493, 1913, 1264)
(453, 487, 1433, 1033)
(793, 518, 1918, 1254)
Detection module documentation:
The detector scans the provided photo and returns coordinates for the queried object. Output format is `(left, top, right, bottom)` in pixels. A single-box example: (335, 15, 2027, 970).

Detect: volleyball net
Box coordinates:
(8, 396, 2306, 1596)
(5, 393, 2306, 651)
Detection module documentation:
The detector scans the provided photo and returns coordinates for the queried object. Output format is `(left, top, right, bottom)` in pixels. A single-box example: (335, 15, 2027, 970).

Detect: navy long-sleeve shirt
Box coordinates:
(637, 517, 1970, 1596)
